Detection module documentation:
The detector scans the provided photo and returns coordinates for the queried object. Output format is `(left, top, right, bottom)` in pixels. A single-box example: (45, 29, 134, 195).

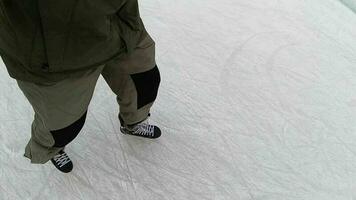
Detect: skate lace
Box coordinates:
(53, 152, 71, 168)
(131, 119, 155, 137)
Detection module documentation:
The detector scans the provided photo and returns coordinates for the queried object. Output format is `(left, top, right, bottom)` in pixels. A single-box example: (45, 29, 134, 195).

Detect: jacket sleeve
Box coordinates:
(116, 0, 141, 31)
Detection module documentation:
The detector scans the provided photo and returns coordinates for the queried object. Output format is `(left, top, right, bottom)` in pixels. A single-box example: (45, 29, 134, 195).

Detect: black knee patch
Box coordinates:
(50, 111, 87, 147)
(130, 65, 161, 109)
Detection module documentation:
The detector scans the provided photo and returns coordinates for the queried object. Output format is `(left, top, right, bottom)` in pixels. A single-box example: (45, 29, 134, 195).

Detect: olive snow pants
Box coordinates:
(16, 34, 160, 164)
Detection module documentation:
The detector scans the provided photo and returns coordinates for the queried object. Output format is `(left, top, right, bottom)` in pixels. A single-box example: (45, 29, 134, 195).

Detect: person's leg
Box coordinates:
(17, 66, 104, 164)
(101, 32, 161, 126)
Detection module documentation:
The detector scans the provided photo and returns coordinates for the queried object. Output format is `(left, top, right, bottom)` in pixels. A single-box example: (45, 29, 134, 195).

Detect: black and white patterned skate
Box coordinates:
(120, 119, 161, 139)
(51, 150, 73, 173)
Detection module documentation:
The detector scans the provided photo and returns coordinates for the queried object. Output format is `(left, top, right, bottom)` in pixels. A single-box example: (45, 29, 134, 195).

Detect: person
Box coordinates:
(0, 0, 161, 173)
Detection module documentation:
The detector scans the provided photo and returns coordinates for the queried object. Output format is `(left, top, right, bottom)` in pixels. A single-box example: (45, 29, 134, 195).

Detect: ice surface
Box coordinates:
(341, 0, 356, 12)
(1, 0, 356, 199)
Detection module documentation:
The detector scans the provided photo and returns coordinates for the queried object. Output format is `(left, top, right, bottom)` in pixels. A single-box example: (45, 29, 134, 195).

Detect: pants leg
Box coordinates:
(17, 66, 104, 164)
(101, 33, 161, 125)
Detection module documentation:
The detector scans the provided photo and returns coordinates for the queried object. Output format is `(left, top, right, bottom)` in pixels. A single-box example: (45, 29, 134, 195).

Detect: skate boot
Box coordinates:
(51, 150, 73, 173)
(120, 117, 161, 139)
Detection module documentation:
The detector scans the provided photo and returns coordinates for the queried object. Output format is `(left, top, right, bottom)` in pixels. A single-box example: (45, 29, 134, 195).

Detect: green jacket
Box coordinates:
(0, 0, 147, 83)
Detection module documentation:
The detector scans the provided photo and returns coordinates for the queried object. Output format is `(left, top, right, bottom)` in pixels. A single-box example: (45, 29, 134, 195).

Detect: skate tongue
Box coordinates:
(127, 118, 149, 129)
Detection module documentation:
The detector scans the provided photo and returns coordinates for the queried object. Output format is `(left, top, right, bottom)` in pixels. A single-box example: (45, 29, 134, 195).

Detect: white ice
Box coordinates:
(1, 0, 356, 199)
